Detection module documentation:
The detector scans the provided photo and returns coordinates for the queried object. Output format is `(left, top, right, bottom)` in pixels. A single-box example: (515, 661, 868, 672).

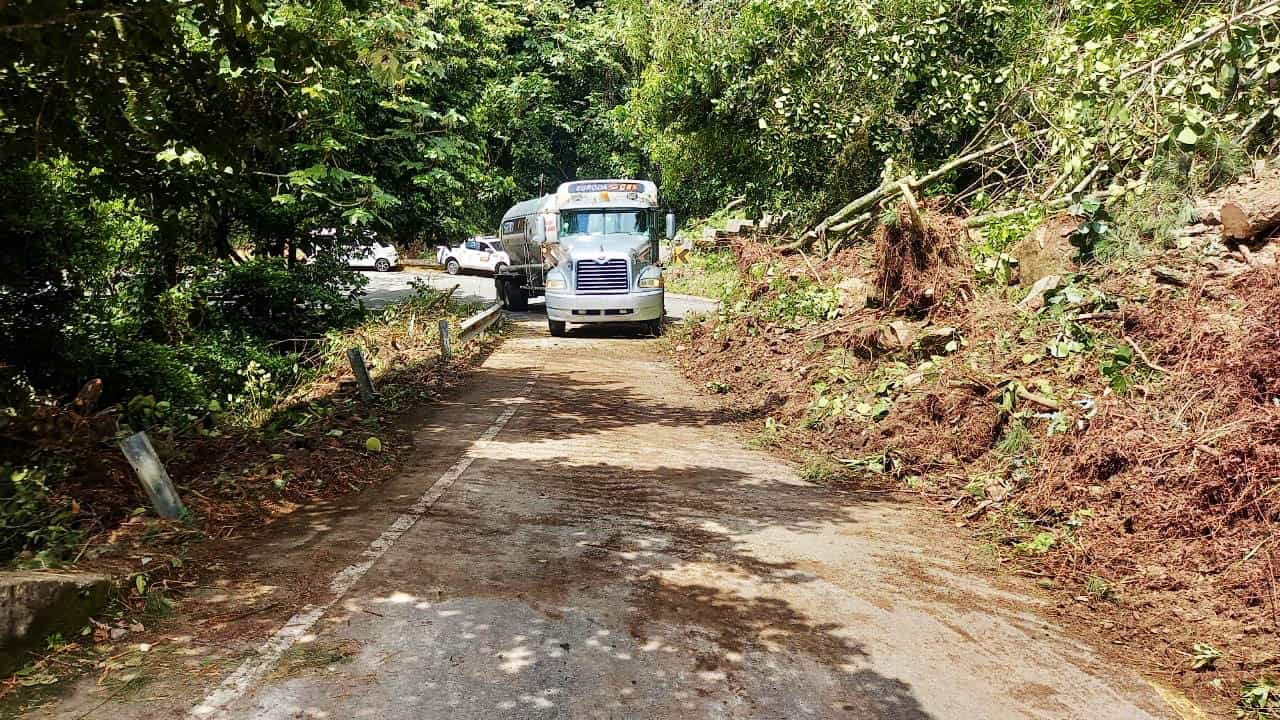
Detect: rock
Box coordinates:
(0, 571, 112, 675)
(985, 482, 1008, 502)
(1018, 274, 1061, 312)
(1013, 215, 1078, 285)
(1152, 265, 1189, 286)
(915, 326, 959, 355)
(835, 277, 872, 312)
(876, 321, 914, 351)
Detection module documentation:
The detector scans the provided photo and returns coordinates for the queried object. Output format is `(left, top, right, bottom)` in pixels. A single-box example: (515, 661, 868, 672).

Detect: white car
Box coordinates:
(308, 228, 400, 272)
(444, 236, 509, 275)
(345, 238, 400, 272)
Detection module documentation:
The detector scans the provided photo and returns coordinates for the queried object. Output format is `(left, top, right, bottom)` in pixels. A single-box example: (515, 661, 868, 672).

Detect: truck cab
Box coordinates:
(495, 180, 673, 337)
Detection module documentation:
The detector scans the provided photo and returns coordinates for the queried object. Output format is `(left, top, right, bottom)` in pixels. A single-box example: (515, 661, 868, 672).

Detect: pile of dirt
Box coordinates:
(673, 206, 989, 482)
(1024, 268, 1280, 685)
(872, 387, 1004, 471)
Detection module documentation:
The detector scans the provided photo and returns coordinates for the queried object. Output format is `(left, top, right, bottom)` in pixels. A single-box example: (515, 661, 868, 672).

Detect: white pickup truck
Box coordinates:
(442, 236, 510, 275)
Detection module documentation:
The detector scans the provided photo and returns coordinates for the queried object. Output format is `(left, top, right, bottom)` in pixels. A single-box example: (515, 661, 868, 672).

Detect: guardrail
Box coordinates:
(458, 302, 503, 344)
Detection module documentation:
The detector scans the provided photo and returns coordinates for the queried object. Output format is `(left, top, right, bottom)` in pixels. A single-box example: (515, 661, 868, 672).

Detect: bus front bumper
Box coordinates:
(545, 289, 664, 323)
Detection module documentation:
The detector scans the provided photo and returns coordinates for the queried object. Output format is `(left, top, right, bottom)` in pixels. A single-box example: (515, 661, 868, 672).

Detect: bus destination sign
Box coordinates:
(567, 181, 643, 194)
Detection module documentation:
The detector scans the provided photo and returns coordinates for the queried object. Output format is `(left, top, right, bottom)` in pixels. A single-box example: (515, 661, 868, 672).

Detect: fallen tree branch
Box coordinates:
(829, 211, 874, 235)
(964, 184, 1128, 228)
(1016, 386, 1061, 411)
(1119, 0, 1280, 81)
(899, 181, 924, 232)
(804, 129, 1051, 240)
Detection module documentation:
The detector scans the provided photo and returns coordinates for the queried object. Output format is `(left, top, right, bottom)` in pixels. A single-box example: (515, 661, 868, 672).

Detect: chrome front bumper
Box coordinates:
(545, 289, 664, 323)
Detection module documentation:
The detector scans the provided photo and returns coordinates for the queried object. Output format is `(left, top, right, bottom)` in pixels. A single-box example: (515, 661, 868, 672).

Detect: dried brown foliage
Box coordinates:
(1027, 267, 1280, 645)
(873, 201, 973, 316)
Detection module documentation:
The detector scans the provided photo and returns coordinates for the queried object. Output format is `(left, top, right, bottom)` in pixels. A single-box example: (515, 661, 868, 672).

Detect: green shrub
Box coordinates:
(199, 257, 367, 344)
(0, 464, 81, 567)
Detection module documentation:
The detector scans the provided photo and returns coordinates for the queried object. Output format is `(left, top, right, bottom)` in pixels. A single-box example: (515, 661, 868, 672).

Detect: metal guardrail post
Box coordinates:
(120, 432, 184, 519)
(439, 319, 452, 361)
(346, 348, 376, 402)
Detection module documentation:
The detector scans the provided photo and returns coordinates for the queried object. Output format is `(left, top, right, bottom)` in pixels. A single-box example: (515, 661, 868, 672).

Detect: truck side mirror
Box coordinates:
(665, 213, 676, 240)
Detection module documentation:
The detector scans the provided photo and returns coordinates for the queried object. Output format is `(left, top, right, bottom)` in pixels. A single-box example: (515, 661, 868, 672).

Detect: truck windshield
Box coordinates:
(560, 209, 649, 236)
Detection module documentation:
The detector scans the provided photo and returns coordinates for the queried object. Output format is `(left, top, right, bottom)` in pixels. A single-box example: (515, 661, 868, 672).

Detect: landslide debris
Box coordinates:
(671, 167, 1280, 715)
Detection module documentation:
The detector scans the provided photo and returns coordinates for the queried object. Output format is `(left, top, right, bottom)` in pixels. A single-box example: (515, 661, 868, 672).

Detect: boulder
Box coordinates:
(1013, 215, 1078, 285)
(835, 277, 873, 313)
(1, 571, 112, 675)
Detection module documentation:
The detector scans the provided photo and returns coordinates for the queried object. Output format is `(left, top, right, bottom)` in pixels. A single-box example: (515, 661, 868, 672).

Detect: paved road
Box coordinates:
(358, 269, 720, 320)
(38, 319, 1176, 720)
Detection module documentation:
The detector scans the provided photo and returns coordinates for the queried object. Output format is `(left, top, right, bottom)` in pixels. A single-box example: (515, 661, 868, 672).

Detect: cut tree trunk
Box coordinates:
(1219, 194, 1280, 241)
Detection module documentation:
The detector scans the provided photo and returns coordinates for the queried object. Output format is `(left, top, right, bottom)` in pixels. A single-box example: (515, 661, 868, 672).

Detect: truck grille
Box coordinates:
(575, 258, 629, 294)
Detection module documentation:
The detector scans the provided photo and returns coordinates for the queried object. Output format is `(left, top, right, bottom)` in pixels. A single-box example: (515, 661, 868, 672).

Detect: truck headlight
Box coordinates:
(637, 268, 663, 289)
(545, 269, 567, 290)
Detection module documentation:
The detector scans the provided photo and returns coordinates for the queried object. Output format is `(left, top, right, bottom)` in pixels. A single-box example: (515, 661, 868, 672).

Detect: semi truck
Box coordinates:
(494, 179, 674, 337)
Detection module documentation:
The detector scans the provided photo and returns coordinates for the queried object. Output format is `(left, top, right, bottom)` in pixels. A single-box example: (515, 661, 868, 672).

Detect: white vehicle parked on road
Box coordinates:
(309, 228, 400, 272)
(444, 236, 510, 276)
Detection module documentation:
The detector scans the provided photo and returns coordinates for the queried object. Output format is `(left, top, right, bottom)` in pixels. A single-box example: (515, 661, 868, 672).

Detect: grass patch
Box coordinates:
(798, 453, 850, 484)
(665, 250, 740, 299)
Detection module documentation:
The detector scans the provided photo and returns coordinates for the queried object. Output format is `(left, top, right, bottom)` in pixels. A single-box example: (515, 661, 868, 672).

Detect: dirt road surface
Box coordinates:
(35, 316, 1177, 720)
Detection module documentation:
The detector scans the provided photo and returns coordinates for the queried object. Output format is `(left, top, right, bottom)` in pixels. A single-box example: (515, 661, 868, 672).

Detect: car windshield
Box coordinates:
(560, 209, 649, 236)
(489, 240, 503, 251)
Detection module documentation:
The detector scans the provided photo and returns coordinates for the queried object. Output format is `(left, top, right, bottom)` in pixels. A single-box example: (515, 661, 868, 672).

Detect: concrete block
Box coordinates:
(0, 571, 112, 674)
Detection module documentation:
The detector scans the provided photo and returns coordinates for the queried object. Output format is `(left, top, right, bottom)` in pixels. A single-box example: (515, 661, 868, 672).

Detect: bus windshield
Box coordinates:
(560, 209, 650, 237)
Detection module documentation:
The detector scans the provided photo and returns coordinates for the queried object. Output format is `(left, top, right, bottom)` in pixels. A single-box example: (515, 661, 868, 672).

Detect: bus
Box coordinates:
(495, 180, 674, 337)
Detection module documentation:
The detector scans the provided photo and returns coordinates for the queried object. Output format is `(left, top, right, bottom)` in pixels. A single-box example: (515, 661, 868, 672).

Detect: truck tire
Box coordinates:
(446, 258, 461, 275)
(494, 276, 507, 305)
(504, 278, 529, 311)
(548, 319, 567, 337)
(644, 318, 663, 337)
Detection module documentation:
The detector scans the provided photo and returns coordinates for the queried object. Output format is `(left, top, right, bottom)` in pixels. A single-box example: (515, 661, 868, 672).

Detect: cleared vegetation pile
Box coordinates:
(677, 190, 1280, 714)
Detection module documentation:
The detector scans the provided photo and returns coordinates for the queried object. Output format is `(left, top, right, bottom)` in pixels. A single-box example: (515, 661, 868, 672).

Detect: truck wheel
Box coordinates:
(505, 279, 529, 311)
(495, 276, 507, 306)
(645, 318, 663, 337)
(374, 258, 391, 272)
(446, 258, 461, 275)
(548, 319, 567, 337)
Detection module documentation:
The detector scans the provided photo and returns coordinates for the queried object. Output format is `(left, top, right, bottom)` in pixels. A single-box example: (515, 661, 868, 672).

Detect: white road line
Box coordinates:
(189, 379, 534, 719)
